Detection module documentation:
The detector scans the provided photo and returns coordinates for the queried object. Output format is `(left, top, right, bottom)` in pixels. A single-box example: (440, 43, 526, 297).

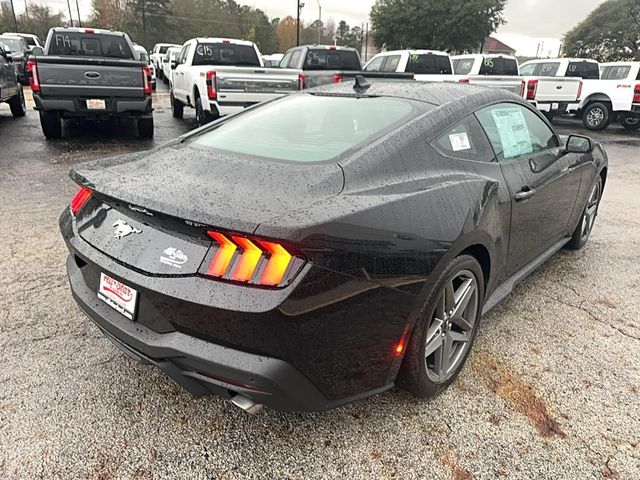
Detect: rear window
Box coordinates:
(478, 57, 519, 76)
(23, 36, 37, 46)
(535, 62, 560, 77)
(303, 49, 361, 71)
(48, 32, 133, 59)
(567, 61, 599, 80)
(192, 42, 260, 66)
(159, 46, 170, 54)
(406, 54, 452, 75)
(453, 58, 474, 75)
(600, 65, 631, 80)
(191, 94, 419, 162)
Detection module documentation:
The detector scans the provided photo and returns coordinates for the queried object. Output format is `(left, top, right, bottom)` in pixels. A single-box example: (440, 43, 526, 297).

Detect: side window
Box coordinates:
(476, 103, 559, 162)
(280, 51, 292, 68)
(177, 45, 190, 64)
(290, 50, 302, 69)
(519, 63, 536, 76)
(433, 114, 495, 162)
(382, 55, 401, 72)
(364, 55, 384, 72)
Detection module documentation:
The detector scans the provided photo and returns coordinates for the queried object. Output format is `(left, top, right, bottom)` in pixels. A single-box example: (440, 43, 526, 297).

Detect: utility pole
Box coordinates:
(66, 0, 74, 27)
(296, 1, 304, 47)
(142, 0, 147, 47)
(9, 0, 18, 31)
(364, 23, 369, 62)
(24, 0, 29, 22)
(76, 0, 82, 27)
(316, 0, 321, 44)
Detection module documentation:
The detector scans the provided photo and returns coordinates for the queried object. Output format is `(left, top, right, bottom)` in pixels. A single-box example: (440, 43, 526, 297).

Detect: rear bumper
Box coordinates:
(210, 92, 291, 116)
(33, 93, 153, 118)
(67, 255, 387, 411)
(530, 101, 569, 113)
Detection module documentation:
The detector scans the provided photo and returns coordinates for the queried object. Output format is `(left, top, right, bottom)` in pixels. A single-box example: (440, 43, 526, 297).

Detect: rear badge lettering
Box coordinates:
(160, 247, 188, 269)
(113, 220, 142, 239)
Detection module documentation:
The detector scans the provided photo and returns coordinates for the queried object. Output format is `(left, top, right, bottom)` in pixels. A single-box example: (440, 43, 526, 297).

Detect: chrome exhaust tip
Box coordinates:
(230, 394, 264, 414)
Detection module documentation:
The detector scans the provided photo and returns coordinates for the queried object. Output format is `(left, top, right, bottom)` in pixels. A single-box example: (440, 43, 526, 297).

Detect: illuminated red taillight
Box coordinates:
(332, 74, 343, 84)
(84, 28, 95, 33)
(204, 230, 304, 287)
(577, 80, 583, 101)
(633, 84, 640, 103)
(298, 73, 305, 90)
(70, 186, 93, 216)
(458, 78, 470, 84)
(142, 65, 152, 95)
(206, 70, 217, 100)
(27, 59, 39, 92)
(526, 79, 538, 100)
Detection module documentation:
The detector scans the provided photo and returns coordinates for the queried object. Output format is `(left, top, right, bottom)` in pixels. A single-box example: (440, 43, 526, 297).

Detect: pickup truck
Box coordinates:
(161, 46, 181, 85)
(170, 37, 302, 126)
(281, 45, 413, 88)
(0, 34, 29, 85)
(28, 27, 154, 139)
(452, 54, 519, 76)
(592, 62, 640, 130)
(150, 42, 181, 80)
(0, 45, 26, 117)
(3, 32, 43, 53)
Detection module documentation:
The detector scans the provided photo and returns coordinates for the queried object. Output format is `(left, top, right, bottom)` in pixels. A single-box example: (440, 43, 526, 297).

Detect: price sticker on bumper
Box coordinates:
(98, 273, 137, 320)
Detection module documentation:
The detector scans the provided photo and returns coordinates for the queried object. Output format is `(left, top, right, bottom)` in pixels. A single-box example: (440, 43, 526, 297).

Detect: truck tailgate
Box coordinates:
(532, 77, 581, 102)
(216, 67, 299, 102)
(467, 76, 524, 96)
(37, 56, 145, 97)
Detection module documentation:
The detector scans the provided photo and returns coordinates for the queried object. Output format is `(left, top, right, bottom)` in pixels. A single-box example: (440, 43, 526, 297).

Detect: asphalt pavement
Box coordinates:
(0, 83, 639, 479)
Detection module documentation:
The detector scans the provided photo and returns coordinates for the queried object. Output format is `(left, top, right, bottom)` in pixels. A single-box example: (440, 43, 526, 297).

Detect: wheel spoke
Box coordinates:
(444, 281, 455, 313)
(451, 315, 473, 331)
(448, 329, 470, 343)
(425, 328, 443, 357)
(452, 277, 474, 319)
(435, 333, 453, 377)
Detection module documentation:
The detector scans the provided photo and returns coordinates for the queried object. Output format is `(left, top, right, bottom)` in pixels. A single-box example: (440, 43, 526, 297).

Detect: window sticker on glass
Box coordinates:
(491, 107, 533, 159)
(449, 132, 471, 151)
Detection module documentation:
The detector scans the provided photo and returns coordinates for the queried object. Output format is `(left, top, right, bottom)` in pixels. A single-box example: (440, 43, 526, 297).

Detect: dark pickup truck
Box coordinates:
(0, 45, 26, 117)
(29, 27, 154, 139)
(280, 45, 413, 88)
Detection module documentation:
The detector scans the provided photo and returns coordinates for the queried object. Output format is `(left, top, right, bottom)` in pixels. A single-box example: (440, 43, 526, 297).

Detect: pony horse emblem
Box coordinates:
(113, 219, 142, 239)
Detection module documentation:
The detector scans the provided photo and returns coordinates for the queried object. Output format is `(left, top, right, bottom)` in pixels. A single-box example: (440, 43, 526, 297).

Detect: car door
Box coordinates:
(476, 103, 581, 275)
(0, 47, 7, 93)
(173, 44, 190, 102)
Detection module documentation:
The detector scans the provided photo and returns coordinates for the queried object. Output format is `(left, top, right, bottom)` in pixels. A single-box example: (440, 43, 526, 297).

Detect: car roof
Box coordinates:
(191, 37, 254, 46)
(452, 53, 517, 60)
(51, 27, 125, 36)
(379, 49, 450, 56)
(522, 57, 598, 64)
(311, 80, 524, 108)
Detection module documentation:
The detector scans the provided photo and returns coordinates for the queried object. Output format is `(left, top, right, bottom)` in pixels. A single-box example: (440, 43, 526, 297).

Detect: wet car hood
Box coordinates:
(70, 142, 345, 234)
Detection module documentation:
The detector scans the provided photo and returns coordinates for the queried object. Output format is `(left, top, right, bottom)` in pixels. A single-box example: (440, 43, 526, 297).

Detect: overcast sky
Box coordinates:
(23, 0, 607, 55)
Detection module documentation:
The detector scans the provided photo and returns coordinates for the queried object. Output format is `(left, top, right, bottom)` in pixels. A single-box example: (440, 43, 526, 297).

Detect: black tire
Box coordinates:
(566, 176, 603, 250)
(621, 115, 640, 131)
(399, 255, 485, 398)
(170, 92, 183, 119)
(582, 102, 611, 131)
(39, 111, 62, 139)
(152, 83, 156, 91)
(8, 85, 26, 117)
(138, 117, 154, 138)
(195, 95, 216, 127)
(157, 68, 164, 80)
(163, 75, 169, 85)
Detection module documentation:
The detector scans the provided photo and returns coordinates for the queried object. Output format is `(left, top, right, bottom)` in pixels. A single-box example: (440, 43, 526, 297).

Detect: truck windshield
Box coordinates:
(48, 32, 133, 59)
(190, 94, 421, 162)
(478, 57, 519, 76)
(406, 54, 452, 75)
(303, 49, 361, 70)
(192, 43, 260, 66)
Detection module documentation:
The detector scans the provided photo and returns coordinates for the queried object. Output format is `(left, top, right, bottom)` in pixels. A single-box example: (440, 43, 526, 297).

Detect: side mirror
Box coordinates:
(170, 60, 177, 70)
(566, 135, 593, 154)
(31, 46, 44, 56)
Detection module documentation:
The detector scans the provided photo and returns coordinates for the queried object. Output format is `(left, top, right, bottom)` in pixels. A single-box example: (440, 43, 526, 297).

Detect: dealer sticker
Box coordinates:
(97, 272, 137, 320)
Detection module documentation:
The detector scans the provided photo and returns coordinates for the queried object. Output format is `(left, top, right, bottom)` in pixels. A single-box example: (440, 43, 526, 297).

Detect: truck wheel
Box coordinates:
(621, 115, 640, 131)
(157, 69, 164, 80)
(39, 111, 62, 139)
(9, 85, 26, 117)
(195, 96, 215, 127)
(138, 118, 154, 138)
(171, 92, 183, 119)
(582, 102, 610, 131)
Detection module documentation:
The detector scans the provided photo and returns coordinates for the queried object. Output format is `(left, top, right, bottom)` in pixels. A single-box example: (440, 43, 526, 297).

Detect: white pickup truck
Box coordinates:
(170, 38, 301, 126)
(591, 62, 640, 130)
(150, 42, 181, 80)
(450, 53, 524, 96)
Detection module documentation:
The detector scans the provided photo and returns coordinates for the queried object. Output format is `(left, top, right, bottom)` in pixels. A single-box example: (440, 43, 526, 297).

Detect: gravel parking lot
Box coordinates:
(1, 84, 639, 479)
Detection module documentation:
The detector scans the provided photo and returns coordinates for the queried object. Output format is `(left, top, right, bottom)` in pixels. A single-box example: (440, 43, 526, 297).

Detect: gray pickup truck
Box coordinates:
(0, 45, 26, 117)
(29, 27, 154, 139)
(280, 45, 413, 88)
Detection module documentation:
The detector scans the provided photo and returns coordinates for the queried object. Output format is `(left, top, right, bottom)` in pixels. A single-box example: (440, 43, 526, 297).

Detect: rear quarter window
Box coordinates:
(48, 32, 133, 59)
(600, 66, 631, 80)
(191, 94, 420, 163)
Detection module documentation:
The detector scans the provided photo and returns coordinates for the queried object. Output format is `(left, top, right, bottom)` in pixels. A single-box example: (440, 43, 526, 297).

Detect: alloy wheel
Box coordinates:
(581, 180, 601, 240)
(586, 107, 604, 128)
(425, 270, 479, 382)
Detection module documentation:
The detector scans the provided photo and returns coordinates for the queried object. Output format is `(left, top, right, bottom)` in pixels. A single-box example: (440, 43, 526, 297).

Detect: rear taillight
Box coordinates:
(298, 73, 305, 90)
(577, 80, 583, 101)
(458, 78, 470, 84)
(70, 186, 93, 216)
(142, 65, 152, 95)
(27, 59, 39, 92)
(204, 230, 305, 288)
(633, 84, 640, 103)
(206, 70, 217, 100)
(332, 74, 343, 84)
(526, 79, 538, 100)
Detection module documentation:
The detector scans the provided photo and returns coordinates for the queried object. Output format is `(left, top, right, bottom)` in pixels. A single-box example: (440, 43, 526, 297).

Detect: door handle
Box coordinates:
(514, 188, 536, 201)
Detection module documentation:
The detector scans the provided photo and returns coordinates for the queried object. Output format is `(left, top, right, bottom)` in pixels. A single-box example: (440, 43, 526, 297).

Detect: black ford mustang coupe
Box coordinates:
(60, 80, 607, 412)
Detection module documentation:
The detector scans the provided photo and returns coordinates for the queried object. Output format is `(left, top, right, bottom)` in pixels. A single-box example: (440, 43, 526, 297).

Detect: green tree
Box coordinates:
(563, 0, 640, 61)
(19, 4, 66, 41)
(370, 0, 507, 53)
